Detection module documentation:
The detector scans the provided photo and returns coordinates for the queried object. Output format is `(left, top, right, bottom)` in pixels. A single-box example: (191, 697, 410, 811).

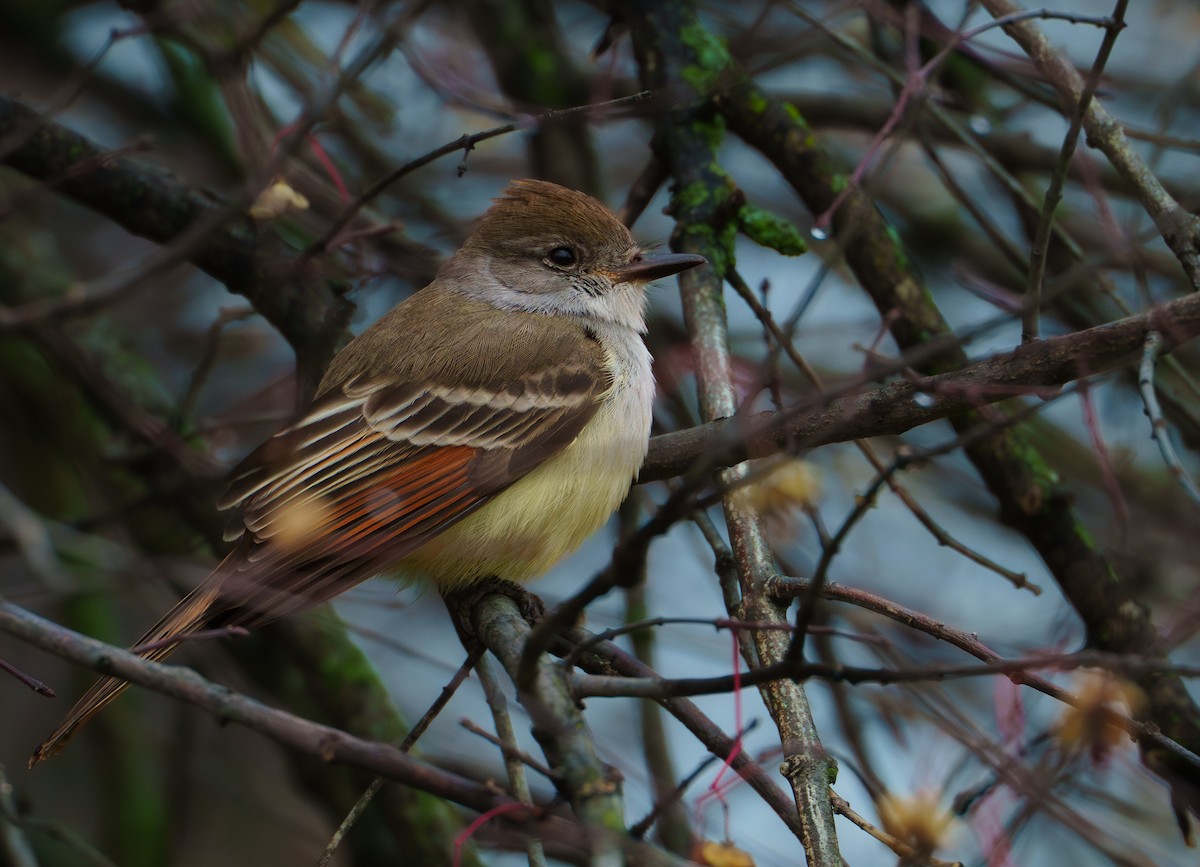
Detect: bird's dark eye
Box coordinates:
(545, 246, 577, 267)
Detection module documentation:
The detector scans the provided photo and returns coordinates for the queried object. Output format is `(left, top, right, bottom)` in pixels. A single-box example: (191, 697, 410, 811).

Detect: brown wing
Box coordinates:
(206, 356, 608, 626)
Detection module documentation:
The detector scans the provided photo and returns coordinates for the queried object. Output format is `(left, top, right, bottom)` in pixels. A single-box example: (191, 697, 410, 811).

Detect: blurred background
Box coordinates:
(3, 0, 1200, 865)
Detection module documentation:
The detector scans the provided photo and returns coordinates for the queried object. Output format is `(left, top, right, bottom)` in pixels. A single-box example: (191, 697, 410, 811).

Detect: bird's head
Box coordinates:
(450, 179, 705, 329)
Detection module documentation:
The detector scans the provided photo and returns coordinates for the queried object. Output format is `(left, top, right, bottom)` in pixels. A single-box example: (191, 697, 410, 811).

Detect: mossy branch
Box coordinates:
(0, 95, 353, 391)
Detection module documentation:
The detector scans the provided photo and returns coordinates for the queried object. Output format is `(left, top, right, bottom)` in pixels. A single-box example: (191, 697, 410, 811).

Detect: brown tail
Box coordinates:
(29, 582, 223, 767)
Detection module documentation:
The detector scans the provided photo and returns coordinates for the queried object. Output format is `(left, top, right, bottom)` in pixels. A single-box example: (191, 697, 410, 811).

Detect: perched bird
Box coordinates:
(31, 179, 705, 764)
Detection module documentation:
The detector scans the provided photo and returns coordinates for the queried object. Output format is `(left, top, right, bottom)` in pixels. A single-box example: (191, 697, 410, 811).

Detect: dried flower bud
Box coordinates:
(1057, 668, 1144, 765)
(737, 458, 822, 518)
(877, 789, 956, 856)
(692, 839, 755, 867)
(249, 179, 310, 221)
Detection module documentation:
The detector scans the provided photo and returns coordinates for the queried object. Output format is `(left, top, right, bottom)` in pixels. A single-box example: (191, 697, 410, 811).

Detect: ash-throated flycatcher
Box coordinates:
(31, 179, 705, 764)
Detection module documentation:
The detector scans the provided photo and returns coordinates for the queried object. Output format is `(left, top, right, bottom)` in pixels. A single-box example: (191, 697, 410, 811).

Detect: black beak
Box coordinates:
(610, 251, 707, 283)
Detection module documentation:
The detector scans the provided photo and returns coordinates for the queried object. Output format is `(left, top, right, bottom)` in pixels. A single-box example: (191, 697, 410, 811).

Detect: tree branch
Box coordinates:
(641, 289, 1200, 481)
(0, 94, 353, 388)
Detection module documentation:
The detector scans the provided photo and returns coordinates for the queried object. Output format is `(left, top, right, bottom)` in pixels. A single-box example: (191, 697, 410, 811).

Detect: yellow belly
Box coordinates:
(398, 404, 647, 586)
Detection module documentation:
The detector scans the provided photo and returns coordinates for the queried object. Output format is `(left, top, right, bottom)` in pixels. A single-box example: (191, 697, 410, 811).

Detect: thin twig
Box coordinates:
(306, 90, 653, 257)
(315, 644, 484, 867)
(829, 790, 963, 867)
(1138, 331, 1200, 506)
(1025, 1, 1129, 342)
(979, 0, 1200, 287)
(475, 655, 547, 867)
(460, 719, 559, 782)
(0, 657, 55, 697)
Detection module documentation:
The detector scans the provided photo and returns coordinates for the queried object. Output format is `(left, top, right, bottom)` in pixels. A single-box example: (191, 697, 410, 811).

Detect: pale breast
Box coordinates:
(401, 323, 653, 585)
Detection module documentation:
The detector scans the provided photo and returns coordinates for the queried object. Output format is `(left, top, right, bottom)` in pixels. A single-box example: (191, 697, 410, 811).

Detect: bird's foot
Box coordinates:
(442, 577, 546, 646)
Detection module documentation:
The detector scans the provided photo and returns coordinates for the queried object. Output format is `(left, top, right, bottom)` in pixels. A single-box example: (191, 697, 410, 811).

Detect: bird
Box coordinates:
(31, 178, 705, 764)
